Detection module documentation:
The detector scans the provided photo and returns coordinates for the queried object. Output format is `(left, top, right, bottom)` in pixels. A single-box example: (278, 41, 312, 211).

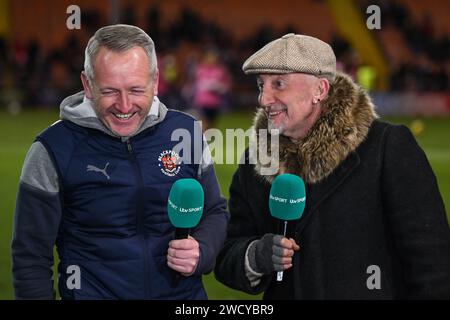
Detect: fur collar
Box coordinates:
(252, 72, 378, 184)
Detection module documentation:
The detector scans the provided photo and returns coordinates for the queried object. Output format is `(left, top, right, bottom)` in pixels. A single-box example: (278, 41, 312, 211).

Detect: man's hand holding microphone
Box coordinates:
(167, 178, 204, 277)
(167, 235, 200, 276)
(248, 174, 305, 281)
(248, 233, 300, 275)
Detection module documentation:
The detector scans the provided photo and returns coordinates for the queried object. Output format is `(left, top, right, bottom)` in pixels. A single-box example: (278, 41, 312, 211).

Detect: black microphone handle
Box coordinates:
(276, 219, 298, 283)
(171, 227, 190, 287)
(175, 228, 190, 239)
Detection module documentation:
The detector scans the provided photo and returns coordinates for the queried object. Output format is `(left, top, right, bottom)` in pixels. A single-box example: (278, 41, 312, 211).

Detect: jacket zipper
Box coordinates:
(126, 139, 151, 298)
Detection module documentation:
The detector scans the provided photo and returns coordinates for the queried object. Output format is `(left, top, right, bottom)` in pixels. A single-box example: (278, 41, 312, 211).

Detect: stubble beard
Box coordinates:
(268, 118, 285, 136)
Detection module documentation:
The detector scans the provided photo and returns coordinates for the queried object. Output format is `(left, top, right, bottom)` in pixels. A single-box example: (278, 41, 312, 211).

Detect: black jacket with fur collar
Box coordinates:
(214, 73, 450, 299)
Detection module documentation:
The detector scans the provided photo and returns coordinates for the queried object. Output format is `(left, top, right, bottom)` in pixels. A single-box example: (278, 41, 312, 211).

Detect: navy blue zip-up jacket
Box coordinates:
(12, 93, 228, 299)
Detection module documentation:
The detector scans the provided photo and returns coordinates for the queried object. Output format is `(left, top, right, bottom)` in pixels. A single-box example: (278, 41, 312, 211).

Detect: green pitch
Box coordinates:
(0, 109, 449, 300)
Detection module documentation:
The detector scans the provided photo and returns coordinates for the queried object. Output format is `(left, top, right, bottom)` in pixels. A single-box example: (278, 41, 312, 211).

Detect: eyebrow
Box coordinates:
(274, 74, 289, 80)
(98, 85, 147, 91)
(130, 86, 146, 90)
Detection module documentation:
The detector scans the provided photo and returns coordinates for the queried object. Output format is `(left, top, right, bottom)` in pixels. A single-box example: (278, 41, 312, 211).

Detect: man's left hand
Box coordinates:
(167, 236, 200, 276)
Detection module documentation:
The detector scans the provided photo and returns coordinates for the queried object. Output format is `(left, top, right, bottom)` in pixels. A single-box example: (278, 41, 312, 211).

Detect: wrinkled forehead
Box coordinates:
(94, 46, 150, 70)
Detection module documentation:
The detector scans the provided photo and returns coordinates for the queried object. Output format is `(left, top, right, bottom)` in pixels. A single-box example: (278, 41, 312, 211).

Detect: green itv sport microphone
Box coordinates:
(167, 178, 204, 239)
(269, 173, 306, 282)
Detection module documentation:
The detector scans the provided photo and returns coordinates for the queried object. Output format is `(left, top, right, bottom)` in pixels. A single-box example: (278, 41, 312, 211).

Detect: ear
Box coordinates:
(315, 78, 330, 102)
(81, 71, 94, 99)
(153, 68, 159, 96)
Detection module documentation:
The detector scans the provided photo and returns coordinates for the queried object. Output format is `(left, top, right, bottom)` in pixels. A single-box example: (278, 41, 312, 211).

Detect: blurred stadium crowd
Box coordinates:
(359, 0, 449, 92)
(0, 0, 448, 111)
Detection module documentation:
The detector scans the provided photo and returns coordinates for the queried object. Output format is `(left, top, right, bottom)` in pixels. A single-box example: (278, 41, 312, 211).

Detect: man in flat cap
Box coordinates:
(214, 33, 450, 299)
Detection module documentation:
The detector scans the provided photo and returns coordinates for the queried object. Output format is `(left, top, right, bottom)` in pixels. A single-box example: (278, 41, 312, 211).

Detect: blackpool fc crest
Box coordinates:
(158, 150, 181, 176)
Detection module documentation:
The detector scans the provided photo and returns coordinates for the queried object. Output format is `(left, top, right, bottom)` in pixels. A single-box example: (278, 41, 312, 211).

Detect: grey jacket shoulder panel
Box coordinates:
(20, 141, 59, 194)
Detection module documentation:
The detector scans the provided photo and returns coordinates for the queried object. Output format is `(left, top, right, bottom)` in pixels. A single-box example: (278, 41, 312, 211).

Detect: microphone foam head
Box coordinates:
(167, 178, 204, 228)
(269, 173, 306, 221)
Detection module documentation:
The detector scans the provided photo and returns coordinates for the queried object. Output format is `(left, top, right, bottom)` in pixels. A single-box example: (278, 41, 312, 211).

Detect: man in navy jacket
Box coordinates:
(12, 24, 228, 300)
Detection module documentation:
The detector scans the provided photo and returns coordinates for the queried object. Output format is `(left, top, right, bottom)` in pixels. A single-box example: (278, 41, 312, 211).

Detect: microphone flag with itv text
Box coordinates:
(269, 173, 306, 281)
(167, 178, 204, 239)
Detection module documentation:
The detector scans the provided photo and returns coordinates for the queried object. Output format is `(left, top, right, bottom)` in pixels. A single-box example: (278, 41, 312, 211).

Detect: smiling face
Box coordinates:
(257, 73, 327, 140)
(81, 46, 159, 137)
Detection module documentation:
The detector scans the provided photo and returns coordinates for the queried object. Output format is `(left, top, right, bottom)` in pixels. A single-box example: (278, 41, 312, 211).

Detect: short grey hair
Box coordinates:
(84, 24, 158, 82)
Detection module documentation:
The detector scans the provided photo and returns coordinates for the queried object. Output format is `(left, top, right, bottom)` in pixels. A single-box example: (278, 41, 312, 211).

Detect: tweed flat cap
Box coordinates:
(243, 33, 336, 82)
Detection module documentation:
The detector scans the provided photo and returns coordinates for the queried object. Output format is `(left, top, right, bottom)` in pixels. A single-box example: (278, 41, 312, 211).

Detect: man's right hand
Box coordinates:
(248, 233, 300, 275)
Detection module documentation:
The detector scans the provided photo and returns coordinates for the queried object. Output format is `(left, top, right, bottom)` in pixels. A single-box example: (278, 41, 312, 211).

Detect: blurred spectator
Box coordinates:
(357, 64, 378, 92)
(331, 34, 352, 74)
(39, 53, 73, 106)
(147, 5, 161, 45)
(122, 5, 137, 25)
(191, 49, 232, 131)
(158, 53, 186, 110)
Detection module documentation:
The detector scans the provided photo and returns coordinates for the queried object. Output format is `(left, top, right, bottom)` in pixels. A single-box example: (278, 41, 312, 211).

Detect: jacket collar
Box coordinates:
(252, 72, 378, 185)
(59, 91, 167, 139)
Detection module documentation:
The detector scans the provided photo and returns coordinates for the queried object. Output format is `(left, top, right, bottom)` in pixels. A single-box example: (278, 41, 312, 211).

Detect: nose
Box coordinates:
(258, 86, 275, 108)
(116, 92, 133, 113)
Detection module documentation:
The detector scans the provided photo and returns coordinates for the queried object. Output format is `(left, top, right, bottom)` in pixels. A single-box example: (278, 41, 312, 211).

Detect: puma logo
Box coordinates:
(86, 163, 110, 180)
